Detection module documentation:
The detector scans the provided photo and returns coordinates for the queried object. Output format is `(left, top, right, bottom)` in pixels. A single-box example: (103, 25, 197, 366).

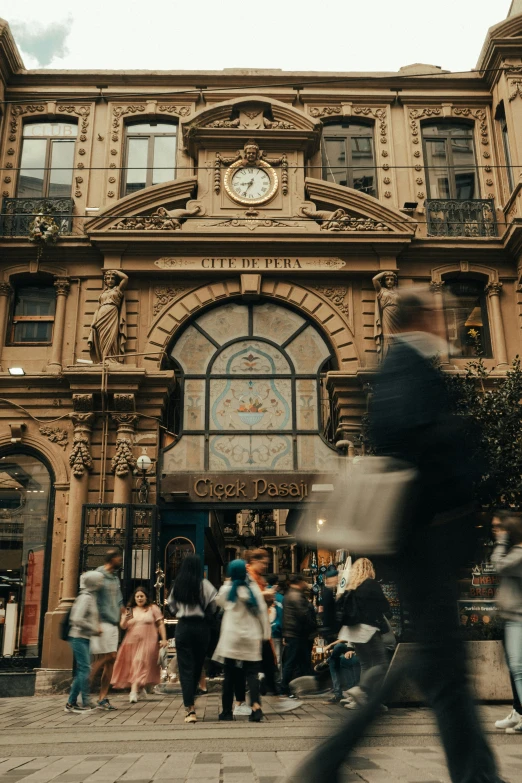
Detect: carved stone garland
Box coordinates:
(69, 412, 95, 477)
(39, 425, 69, 450)
(506, 66, 522, 101)
(111, 394, 138, 479)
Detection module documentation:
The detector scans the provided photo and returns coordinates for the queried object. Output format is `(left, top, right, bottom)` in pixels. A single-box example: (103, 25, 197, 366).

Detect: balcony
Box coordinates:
(426, 199, 496, 238)
(0, 197, 74, 237)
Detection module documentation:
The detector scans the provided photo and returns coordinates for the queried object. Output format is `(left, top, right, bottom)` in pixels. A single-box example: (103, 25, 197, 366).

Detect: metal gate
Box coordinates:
(80, 504, 159, 602)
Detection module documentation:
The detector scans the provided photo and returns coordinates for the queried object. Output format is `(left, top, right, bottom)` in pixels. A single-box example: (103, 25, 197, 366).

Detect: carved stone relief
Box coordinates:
(204, 109, 295, 130)
(300, 204, 390, 232)
(314, 285, 350, 317)
(111, 412, 138, 478)
(309, 106, 341, 118)
(112, 205, 200, 230)
(153, 285, 188, 315)
(205, 209, 293, 231)
(39, 425, 69, 450)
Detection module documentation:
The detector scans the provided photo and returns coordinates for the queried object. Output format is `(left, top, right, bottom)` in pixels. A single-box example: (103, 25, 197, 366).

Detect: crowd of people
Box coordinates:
(63, 539, 400, 725)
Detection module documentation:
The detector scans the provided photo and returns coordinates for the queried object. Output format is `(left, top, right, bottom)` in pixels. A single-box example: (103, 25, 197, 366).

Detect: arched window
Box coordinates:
(166, 302, 337, 473)
(322, 122, 377, 197)
(444, 278, 491, 358)
(8, 275, 56, 345)
(0, 451, 52, 659)
(18, 121, 77, 198)
(123, 122, 177, 196)
(422, 122, 478, 200)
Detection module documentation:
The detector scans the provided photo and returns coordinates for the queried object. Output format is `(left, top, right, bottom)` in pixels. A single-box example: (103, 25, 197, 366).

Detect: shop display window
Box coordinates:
(0, 452, 52, 659)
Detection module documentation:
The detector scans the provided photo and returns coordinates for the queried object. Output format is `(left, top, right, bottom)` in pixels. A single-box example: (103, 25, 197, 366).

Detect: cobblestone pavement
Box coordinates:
(0, 747, 521, 783)
(0, 696, 519, 782)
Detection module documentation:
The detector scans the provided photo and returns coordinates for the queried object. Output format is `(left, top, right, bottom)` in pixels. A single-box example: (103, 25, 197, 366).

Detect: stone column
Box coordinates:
(429, 281, 450, 364)
(486, 282, 508, 367)
(48, 277, 70, 373)
(0, 282, 12, 370)
(60, 394, 95, 606)
(111, 394, 137, 505)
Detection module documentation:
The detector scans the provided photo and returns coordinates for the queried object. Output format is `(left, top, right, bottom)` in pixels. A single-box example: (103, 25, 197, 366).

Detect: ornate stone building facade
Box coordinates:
(0, 5, 521, 694)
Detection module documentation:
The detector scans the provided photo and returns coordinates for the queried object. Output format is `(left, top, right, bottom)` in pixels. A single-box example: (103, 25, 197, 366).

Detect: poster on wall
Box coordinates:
(458, 560, 502, 639)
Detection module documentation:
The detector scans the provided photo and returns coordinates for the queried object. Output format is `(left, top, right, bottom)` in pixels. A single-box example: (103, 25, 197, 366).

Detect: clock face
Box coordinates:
(231, 167, 272, 201)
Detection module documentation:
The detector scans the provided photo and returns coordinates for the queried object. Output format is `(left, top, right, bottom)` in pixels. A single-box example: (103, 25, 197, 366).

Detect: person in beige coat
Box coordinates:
(213, 559, 270, 722)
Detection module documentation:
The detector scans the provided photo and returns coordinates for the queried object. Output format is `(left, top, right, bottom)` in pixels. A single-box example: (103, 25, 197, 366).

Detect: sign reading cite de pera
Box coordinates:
(160, 473, 329, 502)
(154, 257, 346, 271)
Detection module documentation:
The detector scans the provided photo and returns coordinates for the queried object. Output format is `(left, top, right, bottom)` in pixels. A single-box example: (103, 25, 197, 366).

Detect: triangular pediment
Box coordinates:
(84, 177, 199, 233)
(302, 178, 417, 236)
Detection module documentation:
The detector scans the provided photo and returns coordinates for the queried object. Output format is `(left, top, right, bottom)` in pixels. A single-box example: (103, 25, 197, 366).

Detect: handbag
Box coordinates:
(297, 456, 418, 556)
(158, 645, 168, 668)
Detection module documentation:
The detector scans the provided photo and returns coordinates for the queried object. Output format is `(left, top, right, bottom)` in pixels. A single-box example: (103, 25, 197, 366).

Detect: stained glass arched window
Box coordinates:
(164, 302, 339, 473)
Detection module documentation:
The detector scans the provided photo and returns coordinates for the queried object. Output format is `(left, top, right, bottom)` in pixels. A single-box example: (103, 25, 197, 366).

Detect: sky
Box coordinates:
(3, 0, 515, 74)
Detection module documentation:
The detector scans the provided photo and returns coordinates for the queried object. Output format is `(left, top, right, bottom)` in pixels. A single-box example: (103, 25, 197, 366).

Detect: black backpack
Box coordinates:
(337, 589, 363, 627)
(60, 608, 72, 641)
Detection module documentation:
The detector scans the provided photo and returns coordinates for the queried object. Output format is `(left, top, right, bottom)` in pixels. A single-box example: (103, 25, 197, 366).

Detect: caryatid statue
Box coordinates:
(88, 270, 128, 363)
(373, 271, 400, 358)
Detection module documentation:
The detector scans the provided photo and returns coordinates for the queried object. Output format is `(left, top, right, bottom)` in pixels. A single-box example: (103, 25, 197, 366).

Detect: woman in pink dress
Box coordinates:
(111, 587, 168, 702)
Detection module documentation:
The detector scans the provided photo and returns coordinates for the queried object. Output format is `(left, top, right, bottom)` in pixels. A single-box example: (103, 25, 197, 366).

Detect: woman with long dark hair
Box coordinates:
(111, 587, 167, 703)
(213, 559, 270, 723)
(168, 554, 217, 724)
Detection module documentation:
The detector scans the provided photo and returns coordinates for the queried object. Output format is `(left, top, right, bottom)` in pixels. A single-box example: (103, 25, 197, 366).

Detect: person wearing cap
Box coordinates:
(65, 570, 104, 714)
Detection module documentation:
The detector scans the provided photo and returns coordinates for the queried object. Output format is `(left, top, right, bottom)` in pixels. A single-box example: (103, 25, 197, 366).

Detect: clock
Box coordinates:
(224, 159, 278, 206)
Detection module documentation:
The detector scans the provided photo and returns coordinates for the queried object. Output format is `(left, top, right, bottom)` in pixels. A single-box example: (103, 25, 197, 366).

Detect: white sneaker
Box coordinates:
(346, 686, 368, 706)
(495, 708, 522, 729)
(129, 692, 138, 703)
(505, 718, 522, 734)
(275, 697, 304, 713)
(233, 703, 252, 716)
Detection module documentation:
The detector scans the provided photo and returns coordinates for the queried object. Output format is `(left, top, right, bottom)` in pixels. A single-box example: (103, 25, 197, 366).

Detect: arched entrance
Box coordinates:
(159, 300, 342, 598)
(0, 450, 53, 663)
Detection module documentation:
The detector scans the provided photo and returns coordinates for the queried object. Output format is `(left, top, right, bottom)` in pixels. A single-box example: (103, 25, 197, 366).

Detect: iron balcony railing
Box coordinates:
(0, 197, 74, 237)
(426, 198, 496, 238)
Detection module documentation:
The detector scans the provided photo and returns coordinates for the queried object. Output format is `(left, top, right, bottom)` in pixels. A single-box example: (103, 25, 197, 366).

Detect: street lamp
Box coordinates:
(136, 454, 152, 503)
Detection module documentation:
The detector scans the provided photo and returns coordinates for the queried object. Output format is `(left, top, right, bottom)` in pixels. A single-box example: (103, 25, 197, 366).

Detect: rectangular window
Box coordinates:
(501, 119, 515, 193)
(322, 124, 377, 198)
(11, 286, 55, 344)
(423, 124, 478, 201)
(18, 139, 47, 198)
(125, 137, 148, 195)
(48, 140, 75, 198)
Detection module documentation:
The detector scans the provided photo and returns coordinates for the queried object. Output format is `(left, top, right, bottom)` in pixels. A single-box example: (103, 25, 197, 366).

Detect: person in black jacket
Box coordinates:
(337, 558, 390, 705)
(295, 288, 504, 783)
(320, 566, 339, 643)
(281, 575, 315, 696)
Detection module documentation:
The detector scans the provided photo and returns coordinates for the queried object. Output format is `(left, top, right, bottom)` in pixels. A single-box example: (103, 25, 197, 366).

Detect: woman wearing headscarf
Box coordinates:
(213, 559, 270, 723)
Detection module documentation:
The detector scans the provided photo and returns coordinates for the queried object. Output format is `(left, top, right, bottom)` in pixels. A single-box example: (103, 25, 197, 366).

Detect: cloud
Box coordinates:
(11, 17, 72, 67)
